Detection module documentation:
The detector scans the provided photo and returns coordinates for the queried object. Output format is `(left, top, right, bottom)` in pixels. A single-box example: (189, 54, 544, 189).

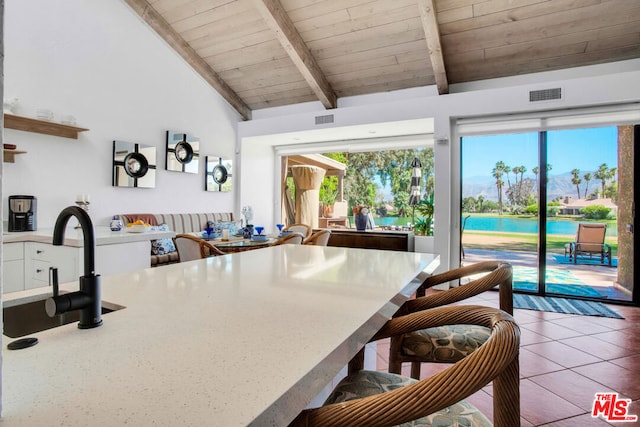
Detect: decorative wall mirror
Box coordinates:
(166, 130, 199, 174)
(206, 156, 233, 192)
(112, 141, 157, 188)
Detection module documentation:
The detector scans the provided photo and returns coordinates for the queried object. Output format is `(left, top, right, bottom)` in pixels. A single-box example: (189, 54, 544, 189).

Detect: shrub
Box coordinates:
(581, 204, 611, 220)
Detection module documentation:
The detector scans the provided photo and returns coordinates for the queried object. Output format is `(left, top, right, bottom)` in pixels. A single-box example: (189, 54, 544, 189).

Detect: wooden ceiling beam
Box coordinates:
(252, 0, 337, 110)
(123, 0, 252, 120)
(417, 0, 449, 95)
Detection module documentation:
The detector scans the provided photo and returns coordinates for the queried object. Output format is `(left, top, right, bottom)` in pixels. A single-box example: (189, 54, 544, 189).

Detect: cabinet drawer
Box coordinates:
(30, 260, 51, 282)
(4, 243, 24, 261)
(27, 243, 55, 260)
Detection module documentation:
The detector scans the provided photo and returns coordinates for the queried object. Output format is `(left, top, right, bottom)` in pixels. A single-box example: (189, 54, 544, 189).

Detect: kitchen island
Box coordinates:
(1, 245, 439, 425)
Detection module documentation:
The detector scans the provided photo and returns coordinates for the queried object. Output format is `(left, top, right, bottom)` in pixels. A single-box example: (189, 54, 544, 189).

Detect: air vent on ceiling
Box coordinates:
(315, 114, 334, 125)
(529, 88, 562, 102)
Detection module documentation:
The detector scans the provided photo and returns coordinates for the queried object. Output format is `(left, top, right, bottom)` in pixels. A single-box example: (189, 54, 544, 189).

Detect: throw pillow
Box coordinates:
(212, 221, 242, 236)
(150, 224, 176, 255)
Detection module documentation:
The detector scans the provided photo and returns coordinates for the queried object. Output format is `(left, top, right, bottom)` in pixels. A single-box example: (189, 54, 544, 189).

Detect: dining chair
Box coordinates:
(271, 233, 303, 245)
(302, 229, 331, 246)
(389, 261, 513, 379)
(283, 223, 312, 239)
(173, 234, 226, 262)
(290, 305, 520, 427)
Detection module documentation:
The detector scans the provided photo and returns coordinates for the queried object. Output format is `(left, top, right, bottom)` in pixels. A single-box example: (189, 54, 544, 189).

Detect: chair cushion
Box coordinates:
(149, 224, 176, 255)
(324, 370, 492, 427)
(151, 252, 180, 266)
(402, 324, 491, 363)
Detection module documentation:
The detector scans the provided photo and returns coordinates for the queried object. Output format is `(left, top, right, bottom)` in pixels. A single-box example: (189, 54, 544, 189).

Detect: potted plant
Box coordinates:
(319, 179, 338, 218)
(413, 196, 434, 253)
(413, 197, 434, 236)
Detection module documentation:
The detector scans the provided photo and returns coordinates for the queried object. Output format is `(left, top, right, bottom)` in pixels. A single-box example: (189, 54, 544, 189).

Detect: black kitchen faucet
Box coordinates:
(45, 206, 102, 329)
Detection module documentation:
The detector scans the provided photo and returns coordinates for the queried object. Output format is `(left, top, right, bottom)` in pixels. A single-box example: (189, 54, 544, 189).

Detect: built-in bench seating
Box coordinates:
(120, 212, 235, 267)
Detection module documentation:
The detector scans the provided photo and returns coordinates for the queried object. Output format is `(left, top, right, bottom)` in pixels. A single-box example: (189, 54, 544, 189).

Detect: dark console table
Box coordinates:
(326, 229, 414, 252)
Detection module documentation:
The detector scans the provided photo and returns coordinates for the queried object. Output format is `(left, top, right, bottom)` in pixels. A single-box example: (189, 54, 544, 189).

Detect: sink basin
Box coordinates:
(3, 295, 125, 338)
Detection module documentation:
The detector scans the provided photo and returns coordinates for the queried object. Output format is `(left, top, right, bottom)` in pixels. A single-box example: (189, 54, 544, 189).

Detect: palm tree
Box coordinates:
(504, 164, 512, 189)
(516, 165, 526, 188)
(606, 167, 617, 199)
(594, 163, 609, 199)
(583, 172, 592, 198)
(492, 161, 506, 214)
(571, 168, 582, 200)
(477, 195, 485, 212)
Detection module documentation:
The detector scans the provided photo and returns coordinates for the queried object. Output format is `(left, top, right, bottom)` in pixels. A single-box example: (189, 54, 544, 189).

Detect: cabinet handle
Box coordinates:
(37, 250, 44, 254)
(36, 269, 43, 273)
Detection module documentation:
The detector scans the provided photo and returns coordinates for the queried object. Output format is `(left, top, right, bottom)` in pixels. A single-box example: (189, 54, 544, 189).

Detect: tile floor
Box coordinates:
(375, 290, 640, 426)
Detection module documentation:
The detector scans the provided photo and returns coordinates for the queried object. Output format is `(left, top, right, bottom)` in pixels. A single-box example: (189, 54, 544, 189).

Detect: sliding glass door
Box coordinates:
(462, 125, 635, 303)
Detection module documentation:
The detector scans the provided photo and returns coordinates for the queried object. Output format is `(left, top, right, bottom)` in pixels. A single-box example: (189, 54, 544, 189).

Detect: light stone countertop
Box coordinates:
(3, 226, 174, 246)
(1, 245, 439, 426)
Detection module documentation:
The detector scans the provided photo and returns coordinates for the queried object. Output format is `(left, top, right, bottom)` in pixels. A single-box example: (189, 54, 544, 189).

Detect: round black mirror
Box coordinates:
(212, 164, 228, 184)
(174, 141, 194, 164)
(123, 152, 149, 178)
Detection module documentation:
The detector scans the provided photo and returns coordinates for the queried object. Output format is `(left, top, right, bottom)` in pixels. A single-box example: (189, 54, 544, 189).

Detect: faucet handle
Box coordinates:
(49, 267, 59, 297)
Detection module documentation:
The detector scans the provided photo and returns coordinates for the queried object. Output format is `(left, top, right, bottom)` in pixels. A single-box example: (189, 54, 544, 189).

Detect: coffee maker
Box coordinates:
(8, 195, 37, 232)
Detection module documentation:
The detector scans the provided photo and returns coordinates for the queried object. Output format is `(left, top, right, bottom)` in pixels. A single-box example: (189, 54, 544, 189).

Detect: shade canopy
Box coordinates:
(291, 165, 326, 228)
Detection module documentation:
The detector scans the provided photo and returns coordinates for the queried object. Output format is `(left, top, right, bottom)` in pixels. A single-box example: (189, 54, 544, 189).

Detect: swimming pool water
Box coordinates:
(463, 216, 617, 236)
(374, 215, 617, 236)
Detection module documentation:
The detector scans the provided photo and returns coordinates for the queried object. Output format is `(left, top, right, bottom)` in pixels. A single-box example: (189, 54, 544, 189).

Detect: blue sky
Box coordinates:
(462, 126, 618, 178)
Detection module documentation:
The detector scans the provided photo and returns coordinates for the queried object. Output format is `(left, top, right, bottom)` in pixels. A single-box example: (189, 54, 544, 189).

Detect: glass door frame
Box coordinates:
(460, 126, 639, 306)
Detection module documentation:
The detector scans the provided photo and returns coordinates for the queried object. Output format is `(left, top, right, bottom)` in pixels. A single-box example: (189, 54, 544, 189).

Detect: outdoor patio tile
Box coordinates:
(513, 309, 548, 325)
(590, 329, 640, 352)
(520, 328, 552, 346)
(417, 362, 451, 380)
(520, 417, 535, 427)
(627, 399, 640, 422)
(609, 353, 640, 371)
(579, 313, 632, 331)
(560, 335, 636, 360)
(525, 341, 602, 368)
(465, 389, 493, 420)
(540, 413, 616, 426)
(520, 321, 585, 340)
(548, 316, 613, 335)
(573, 361, 640, 400)
(612, 306, 640, 322)
(519, 379, 585, 426)
(528, 369, 624, 412)
(519, 348, 565, 378)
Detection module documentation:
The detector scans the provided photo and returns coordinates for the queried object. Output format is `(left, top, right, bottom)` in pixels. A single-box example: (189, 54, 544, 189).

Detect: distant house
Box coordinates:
(558, 197, 618, 216)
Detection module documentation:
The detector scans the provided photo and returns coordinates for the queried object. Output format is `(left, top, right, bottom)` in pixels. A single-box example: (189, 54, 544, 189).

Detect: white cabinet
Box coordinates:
(3, 242, 25, 293)
(2, 242, 79, 292)
(24, 242, 79, 289)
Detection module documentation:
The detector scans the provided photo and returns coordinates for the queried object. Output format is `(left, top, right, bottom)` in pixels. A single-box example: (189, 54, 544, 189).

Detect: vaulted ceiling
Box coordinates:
(124, 0, 640, 120)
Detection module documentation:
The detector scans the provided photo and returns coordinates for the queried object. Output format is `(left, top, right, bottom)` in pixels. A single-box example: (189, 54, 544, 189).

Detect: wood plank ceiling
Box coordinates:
(125, 0, 640, 120)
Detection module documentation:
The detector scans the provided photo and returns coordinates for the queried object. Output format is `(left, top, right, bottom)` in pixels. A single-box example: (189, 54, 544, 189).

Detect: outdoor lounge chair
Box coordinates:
(567, 223, 612, 266)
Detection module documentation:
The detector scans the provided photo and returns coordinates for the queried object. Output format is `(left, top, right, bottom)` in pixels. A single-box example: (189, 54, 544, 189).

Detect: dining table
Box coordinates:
(1, 245, 439, 426)
(210, 235, 277, 252)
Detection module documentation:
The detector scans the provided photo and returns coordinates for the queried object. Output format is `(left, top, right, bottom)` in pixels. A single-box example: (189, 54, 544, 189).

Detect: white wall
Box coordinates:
(239, 59, 640, 272)
(3, 0, 240, 229)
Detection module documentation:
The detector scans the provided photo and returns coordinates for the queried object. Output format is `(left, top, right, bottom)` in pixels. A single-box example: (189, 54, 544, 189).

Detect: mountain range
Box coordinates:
(463, 172, 600, 202)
